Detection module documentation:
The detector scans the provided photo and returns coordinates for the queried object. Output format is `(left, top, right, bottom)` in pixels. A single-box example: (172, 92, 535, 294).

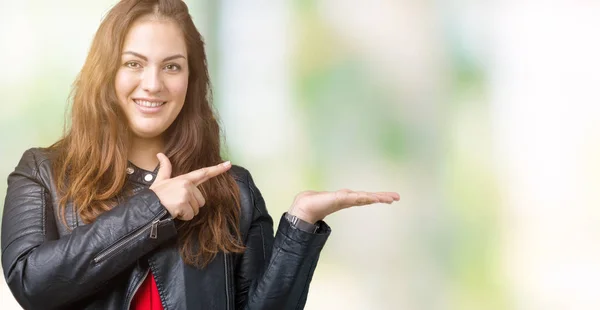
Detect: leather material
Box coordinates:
(131, 273, 163, 310)
(2, 148, 330, 310)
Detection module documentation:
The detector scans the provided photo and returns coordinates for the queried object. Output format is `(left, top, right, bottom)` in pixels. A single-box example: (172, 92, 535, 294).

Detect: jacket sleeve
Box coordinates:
(234, 171, 331, 310)
(1, 149, 178, 310)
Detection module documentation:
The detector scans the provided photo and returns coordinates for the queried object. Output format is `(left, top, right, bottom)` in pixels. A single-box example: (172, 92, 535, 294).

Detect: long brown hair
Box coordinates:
(50, 0, 244, 267)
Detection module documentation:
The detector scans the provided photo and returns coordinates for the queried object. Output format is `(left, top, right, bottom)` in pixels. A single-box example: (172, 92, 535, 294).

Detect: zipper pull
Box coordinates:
(150, 219, 159, 239)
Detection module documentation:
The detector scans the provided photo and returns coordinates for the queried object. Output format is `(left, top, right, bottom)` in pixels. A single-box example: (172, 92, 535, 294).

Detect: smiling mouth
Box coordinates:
(133, 99, 167, 107)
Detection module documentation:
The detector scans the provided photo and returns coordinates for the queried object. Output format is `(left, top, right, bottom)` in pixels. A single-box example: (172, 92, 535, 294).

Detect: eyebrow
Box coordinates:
(122, 51, 186, 62)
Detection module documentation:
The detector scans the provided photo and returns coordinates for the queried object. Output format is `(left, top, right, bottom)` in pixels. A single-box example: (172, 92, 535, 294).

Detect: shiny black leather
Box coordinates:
(1, 148, 330, 310)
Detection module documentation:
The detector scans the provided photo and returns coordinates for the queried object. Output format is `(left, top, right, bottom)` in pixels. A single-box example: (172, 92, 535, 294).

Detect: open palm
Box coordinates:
(288, 189, 400, 224)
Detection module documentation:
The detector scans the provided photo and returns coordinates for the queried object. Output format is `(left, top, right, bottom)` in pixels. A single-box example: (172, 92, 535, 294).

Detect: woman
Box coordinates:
(1, 0, 399, 309)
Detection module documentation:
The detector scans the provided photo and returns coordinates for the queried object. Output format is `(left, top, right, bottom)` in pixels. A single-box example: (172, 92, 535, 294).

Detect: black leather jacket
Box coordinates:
(1, 148, 330, 310)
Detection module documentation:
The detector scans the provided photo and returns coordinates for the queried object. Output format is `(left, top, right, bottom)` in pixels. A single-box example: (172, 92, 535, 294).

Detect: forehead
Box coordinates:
(122, 18, 187, 58)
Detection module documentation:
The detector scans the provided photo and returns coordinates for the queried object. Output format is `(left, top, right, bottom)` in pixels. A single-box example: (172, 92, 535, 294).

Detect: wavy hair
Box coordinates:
(50, 0, 244, 267)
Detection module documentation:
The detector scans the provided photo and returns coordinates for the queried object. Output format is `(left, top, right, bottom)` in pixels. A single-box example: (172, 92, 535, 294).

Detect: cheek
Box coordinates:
(167, 76, 189, 104)
(115, 71, 137, 101)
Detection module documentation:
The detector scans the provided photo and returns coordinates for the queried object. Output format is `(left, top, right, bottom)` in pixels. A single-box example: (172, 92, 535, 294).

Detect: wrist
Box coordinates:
(287, 207, 319, 224)
(284, 212, 320, 233)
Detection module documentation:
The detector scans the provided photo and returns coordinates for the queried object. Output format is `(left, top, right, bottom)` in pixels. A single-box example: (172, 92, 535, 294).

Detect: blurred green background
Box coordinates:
(2, 1, 600, 309)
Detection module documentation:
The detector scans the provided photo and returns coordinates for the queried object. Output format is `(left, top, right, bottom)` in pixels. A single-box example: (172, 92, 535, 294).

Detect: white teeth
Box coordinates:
(134, 100, 166, 107)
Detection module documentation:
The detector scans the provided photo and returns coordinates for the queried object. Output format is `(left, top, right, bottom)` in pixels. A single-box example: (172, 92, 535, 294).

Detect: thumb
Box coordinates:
(155, 153, 172, 182)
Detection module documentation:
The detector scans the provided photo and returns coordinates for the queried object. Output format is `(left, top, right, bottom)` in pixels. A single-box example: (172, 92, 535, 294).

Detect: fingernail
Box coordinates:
(222, 161, 231, 167)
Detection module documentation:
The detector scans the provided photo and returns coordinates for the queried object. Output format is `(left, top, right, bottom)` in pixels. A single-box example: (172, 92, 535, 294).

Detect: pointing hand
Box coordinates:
(149, 153, 231, 221)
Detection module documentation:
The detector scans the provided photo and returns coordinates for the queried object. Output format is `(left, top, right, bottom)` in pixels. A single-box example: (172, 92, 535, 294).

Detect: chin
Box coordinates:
(129, 125, 166, 139)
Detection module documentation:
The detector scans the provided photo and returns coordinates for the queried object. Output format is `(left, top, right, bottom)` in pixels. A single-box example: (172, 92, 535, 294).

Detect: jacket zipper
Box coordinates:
(224, 253, 232, 310)
(126, 268, 150, 310)
(149, 260, 169, 310)
(149, 219, 159, 239)
(93, 210, 167, 264)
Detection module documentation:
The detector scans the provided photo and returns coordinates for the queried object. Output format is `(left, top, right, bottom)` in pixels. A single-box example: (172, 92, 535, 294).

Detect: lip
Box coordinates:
(133, 97, 166, 102)
(132, 98, 167, 114)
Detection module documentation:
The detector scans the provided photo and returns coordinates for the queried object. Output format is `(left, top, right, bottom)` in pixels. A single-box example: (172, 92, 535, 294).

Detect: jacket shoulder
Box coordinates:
(229, 164, 259, 206)
(11, 147, 58, 191)
(229, 165, 263, 205)
(229, 165, 252, 184)
(228, 165, 271, 238)
(14, 147, 54, 173)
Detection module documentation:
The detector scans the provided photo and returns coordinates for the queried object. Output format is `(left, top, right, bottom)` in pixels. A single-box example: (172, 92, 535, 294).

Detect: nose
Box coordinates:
(140, 67, 163, 93)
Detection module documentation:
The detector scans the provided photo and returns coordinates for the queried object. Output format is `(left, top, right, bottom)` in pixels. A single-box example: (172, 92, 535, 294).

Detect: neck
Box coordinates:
(128, 135, 164, 171)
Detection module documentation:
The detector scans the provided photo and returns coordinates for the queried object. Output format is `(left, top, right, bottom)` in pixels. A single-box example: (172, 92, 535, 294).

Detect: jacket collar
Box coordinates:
(126, 162, 159, 186)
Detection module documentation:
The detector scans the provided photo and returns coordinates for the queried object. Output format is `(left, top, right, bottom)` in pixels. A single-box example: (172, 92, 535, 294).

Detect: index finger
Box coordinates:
(182, 161, 231, 186)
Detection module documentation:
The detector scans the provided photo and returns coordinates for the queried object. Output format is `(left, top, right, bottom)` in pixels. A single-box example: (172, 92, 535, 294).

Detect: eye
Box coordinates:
(124, 61, 141, 69)
(165, 64, 181, 72)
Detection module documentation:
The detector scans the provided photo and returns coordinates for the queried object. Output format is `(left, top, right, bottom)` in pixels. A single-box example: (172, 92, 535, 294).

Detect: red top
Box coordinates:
(131, 272, 164, 310)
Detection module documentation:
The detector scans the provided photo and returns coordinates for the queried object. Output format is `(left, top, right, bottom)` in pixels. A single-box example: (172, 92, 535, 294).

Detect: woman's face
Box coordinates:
(115, 18, 189, 140)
